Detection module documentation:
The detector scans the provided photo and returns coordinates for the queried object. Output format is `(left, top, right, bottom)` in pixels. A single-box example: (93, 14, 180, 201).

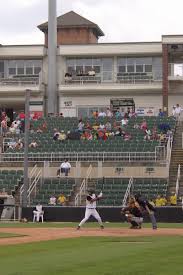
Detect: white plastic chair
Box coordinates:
(33, 211, 44, 223)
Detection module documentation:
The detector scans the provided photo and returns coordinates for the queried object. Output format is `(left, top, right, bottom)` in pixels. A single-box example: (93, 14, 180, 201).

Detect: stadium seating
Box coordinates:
(32, 177, 76, 205)
(5, 116, 176, 153)
(96, 178, 168, 206)
(0, 170, 23, 194)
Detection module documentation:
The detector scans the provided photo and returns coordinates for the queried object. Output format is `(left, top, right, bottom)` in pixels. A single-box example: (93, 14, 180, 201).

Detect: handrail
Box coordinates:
(20, 164, 42, 205)
(175, 164, 181, 196)
(75, 164, 92, 206)
(0, 148, 166, 163)
(122, 177, 133, 207)
(27, 169, 42, 206)
(166, 136, 173, 168)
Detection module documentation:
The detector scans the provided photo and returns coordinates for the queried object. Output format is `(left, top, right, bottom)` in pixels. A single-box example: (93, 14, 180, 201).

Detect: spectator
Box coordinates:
(59, 113, 64, 118)
(88, 68, 95, 76)
(105, 121, 112, 131)
(140, 119, 148, 132)
(93, 110, 98, 118)
(121, 117, 128, 126)
(133, 123, 140, 129)
(115, 108, 121, 119)
(49, 195, 57, 206)
(172, 106, 176, 117)
(175, 104, 182, 117)
(144, 129, 151, 141)
(158, 109, 165, 117)
(99, 123, 105, 130)
(78, 120, 84, 132)
(29, 140, 38, 148)
(155, 195, 167, 206)
(170, 193, 177, 206)
(98, 110, 106, 117)
(57, 193, 67, 206)
(53, 129, 60, 141)
(57, 159, 71, 177)
(36, 127, 43, 133)
(106, 108, 112, 117)
(58, 131, 66, 142)
(15, 139, 23, 150)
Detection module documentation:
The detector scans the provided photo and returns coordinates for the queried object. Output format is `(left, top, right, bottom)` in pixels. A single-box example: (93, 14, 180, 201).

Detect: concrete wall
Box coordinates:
(59, 94, 162, 117)
(41, 164, 168, 179)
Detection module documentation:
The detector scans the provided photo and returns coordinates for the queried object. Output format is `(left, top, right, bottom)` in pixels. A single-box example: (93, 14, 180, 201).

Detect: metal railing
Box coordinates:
(75, 165, 92, 206)
(166, 136, 173, 168)
(122, 177, 133, 207)
(0, 77, 39, 86)
(63, 73, 162, 85)
(175, 164, 181, 196)
(20, 164, 42, 206)
(0, 147, 166, 163)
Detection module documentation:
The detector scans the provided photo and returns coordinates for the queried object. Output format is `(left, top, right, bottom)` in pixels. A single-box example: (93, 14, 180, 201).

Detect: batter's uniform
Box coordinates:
(77, 192, 104, 229)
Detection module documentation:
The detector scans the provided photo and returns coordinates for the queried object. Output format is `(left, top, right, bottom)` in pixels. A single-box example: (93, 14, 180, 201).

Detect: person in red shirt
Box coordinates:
(19, 112, 25, 120)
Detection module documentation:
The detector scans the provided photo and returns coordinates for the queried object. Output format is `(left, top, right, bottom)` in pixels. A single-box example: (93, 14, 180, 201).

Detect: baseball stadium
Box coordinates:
(1, 1, 183, 274)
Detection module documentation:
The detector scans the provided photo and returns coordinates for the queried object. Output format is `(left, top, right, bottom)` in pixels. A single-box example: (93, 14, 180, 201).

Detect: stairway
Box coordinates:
(169, 122, 183, 195)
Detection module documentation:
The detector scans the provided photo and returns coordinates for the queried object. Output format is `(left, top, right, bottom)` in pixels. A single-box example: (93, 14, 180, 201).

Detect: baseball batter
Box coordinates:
(77, 190, 104, 230)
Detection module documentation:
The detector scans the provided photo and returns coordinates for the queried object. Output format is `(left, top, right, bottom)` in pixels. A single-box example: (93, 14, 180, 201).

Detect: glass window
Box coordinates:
(76, 59, 84, 66)
(33, 60, 42, 67)
(127, 65, 135, 73)
(78, 108, 88, 118)
(136, 65, 143, 72)
(93, 59, 101, 66)
(102, 58, 113, 71)
(145, 64, 152, 72)
(26, 67, 33, 75)
(17, 67, 24, 75)
(34, 67, 41, 75)
(103, 71, 112, 81)
(117, 58, 126, 65)
(67, 59, 75, 66)
(67, 66, 75, 74)
(118, 66, 126, 73)
(83, 59, 92, 66)
(76, 66, 83, 74)
(93, 66, 100, 74)
(9, 68, 16, 75)
(85, 66, 93, 73)
(0, 61, 4, 73)
(127, 58, 136, 65)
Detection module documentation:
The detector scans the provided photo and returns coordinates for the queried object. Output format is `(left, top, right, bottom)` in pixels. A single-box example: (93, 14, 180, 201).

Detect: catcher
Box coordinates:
(121, 197, 143, 229)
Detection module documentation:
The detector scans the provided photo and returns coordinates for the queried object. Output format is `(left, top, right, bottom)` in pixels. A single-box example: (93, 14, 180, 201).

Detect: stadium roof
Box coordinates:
(38, 11, 104, 37)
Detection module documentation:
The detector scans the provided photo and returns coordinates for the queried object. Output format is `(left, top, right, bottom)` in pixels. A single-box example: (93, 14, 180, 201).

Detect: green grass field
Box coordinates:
(0, 223, 183, 275)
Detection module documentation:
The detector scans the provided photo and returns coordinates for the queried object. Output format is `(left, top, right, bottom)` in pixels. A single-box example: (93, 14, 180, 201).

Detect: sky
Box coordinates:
(1, 0, 183, 45)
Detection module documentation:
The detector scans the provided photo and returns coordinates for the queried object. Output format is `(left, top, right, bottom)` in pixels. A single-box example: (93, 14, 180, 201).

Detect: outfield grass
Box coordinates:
(0, 222, 183, 228)
(1, 235, 183, 275)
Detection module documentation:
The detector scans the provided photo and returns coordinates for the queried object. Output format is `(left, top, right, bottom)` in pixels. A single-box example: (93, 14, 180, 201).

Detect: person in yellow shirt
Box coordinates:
(170, 193, 177, 206)
(57, 194, 67, 206)
(155, 195, 167, 206)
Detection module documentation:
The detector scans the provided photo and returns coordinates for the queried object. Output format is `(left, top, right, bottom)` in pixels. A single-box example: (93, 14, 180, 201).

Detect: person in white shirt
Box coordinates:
(121, 117, 128, 126)
(33, 203, 43, 222)
(77, 190, 104, 230)
(98, 110, 106, 117)
(106, 108, 112, 117)
(175, 104, 182, 116)
(57, 159, 71, 177)
(49, 195, 56, 206)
